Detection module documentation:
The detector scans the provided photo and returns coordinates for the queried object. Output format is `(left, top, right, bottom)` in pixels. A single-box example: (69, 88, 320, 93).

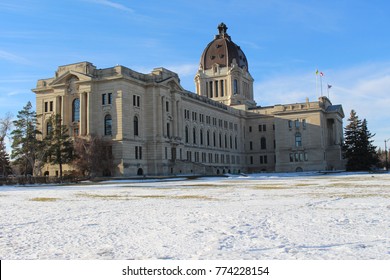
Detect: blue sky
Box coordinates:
(1, 0, 390, 149)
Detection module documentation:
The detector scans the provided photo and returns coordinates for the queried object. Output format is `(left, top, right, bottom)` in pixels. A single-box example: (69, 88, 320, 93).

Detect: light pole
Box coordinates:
(385, 138, 390, 171)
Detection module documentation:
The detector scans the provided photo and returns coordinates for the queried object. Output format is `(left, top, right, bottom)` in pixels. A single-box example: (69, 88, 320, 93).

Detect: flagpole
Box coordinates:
(327, 84, 329, 98)
(315, 69, 319, 97)
(320, 73, 323, 96)
(327, 84, 332, 99)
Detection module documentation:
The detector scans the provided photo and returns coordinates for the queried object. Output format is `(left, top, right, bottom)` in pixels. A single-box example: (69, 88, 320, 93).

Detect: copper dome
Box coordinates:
(200, 23, 248, 71)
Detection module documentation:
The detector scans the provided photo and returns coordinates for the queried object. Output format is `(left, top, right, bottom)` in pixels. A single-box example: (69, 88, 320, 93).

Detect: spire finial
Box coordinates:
(218, 22, 228, 36)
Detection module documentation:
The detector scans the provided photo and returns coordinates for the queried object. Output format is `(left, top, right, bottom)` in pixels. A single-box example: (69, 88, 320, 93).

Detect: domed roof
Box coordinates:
(200, 23, 248, 71)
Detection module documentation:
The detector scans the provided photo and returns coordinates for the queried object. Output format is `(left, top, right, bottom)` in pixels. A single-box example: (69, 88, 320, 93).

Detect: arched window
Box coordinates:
(233, 79, 238, 95)
(46, 121, 52, 136)
(261, 137, 267, 150)
(185, 126, 189, 143)
(104, 115, 112, 136)
(72, 98, 80, 122)
(134, 116, 139, 136)
(295, 132, 302, 147)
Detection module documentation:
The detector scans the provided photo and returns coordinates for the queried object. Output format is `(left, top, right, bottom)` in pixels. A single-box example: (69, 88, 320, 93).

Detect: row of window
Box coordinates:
(289, 152, 309, 162)
(102, 93, 141, 108)
(249, 155, 269, 165)
(102, 93, 113, 105)
(288, 119, 307, 129)
(165, 147, 242, 165)
(184, 127, 238, 150)
(206, 80, 225, 98)
(104, 115, 139, 136)
(44, 101, 54, 113)
(184, 109, 238, 131)
(248, 124, 273, 133)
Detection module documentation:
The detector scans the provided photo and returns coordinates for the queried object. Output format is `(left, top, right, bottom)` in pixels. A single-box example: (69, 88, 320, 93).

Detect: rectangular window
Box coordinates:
(133, 95, 140, 107)
(135, 146, 138, 159)
(250, 156, 253, 164)
(259, 125, 262, 132)
(102, 93, 106, 105)
(49, 101, 53, 112)
(249, 126, 252, 133)
(302, 119, 307, 129)
(288, 120, 292, 129)
(166, 101, 169, 112)
(44, 102, 48, 112)
(260, 156, 263, 164)
(263, 124, 266, 131)
(264, 155, 268, 164)
(250, 141, 253, 150)
(289, 153, 294, 162)
(233, 79, 238, 95)
(295, 120, 300, 128)
(108, 93, 112, 104)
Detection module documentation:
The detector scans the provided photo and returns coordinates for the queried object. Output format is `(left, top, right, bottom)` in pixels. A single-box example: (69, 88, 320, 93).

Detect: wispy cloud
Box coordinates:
(166, 63, 198, 77)
(0, 50, 29, 64)
(84, 0, 134, 13)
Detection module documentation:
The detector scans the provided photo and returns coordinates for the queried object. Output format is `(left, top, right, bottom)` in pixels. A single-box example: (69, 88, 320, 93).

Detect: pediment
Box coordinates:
(50, 70, 92, 87)
(166, 79, 185, 92)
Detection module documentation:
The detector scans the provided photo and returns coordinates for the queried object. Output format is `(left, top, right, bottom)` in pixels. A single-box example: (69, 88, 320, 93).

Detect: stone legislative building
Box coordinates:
(33, 23, 345, 176)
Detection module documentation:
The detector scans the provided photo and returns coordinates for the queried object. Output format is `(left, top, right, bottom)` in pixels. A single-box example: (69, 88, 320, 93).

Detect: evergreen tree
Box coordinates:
(359, 119, 379, 167)
(0, 113, 13, 177)
(44, 114, 74, 181)
(0, 141, 12, 177)
(11, 102, 41, 176)
(343, 110, 378, 171)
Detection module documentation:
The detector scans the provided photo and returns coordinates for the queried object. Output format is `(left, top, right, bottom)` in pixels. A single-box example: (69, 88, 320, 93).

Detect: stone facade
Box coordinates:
(33, 24, 345, 176)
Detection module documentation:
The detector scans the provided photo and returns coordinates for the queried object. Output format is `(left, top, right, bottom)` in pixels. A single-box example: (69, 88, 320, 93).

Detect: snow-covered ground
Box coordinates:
(1, 172, 389, 260)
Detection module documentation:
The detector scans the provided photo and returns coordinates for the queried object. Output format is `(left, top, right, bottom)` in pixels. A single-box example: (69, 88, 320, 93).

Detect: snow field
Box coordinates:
(0, 172, 389, 259)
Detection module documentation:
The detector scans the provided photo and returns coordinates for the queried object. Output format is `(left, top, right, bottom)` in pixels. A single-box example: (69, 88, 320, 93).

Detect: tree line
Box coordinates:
(0, 101, 113, 181)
